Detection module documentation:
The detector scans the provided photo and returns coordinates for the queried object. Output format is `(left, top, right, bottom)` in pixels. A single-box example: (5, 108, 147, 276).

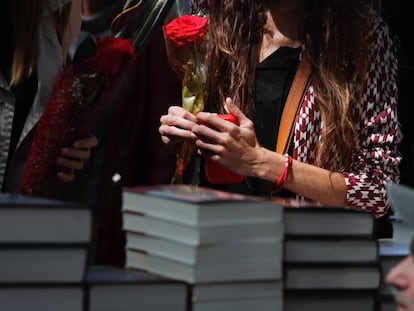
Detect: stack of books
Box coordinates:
(282, 204, 382, 311)
(85, 265, 188, 311)
(0, 194, 92, 311)
(122, 184, 285, 311)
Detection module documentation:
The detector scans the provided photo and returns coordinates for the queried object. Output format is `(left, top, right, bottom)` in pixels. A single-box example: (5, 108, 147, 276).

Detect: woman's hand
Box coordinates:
(56, 134, 98, 182)
(159, 106, 198, 146)
(193, 98, 265, 176)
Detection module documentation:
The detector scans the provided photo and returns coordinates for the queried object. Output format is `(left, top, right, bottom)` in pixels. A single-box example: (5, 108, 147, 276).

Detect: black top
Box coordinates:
(254, 46, 300, 152)
(199, 47, 300, 197)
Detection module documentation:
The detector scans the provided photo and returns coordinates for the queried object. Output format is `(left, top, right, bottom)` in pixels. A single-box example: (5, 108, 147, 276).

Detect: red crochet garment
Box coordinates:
(18, 37, 135, 199)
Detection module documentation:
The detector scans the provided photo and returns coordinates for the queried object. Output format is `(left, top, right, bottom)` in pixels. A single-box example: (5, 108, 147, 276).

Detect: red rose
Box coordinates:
(164, 14, 208, 47)
(87, 37, 135, 75)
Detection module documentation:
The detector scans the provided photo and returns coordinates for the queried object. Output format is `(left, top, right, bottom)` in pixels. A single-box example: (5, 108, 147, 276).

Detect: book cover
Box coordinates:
(125, 184, 259, 204)
(122, 184, 283, 226)
(86, 266, 188, 311)
(0, 194, 91, 243)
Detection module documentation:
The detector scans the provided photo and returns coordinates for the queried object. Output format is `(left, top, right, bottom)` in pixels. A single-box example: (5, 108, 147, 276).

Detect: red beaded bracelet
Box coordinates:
(271, 153, 292, 194)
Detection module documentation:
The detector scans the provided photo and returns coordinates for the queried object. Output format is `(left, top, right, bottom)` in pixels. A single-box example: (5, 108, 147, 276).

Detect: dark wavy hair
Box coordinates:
(193, 0, 372, 170)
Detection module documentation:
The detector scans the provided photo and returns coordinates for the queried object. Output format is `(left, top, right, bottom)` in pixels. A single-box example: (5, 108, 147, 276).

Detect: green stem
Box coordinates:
(175, 0, 184, 16)
(123, 0, 135, 10)
(132, 0, 164, 49)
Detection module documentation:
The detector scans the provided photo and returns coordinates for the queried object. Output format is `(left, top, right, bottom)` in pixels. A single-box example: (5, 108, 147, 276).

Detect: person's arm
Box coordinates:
(193, 99, 347, 206)
(193, 15, 402, 217)
(341, 15, 402, 217)
(256, 148, 347, 205)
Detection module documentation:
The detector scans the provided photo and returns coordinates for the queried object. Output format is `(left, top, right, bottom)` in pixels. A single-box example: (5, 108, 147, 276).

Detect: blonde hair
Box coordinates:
(10, 0, 72, 85)
(10, 0, 44, 85)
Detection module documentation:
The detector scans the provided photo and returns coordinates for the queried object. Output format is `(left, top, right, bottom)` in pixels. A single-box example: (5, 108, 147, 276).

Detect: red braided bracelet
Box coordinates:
(271, 153, 292, 194)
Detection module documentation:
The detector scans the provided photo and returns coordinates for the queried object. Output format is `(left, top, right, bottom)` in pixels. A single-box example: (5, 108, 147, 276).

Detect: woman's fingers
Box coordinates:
(159, 106, 198, 144)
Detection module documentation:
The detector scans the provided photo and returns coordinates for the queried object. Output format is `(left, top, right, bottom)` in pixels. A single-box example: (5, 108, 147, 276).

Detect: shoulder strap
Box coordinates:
(275, 52, 311, 154)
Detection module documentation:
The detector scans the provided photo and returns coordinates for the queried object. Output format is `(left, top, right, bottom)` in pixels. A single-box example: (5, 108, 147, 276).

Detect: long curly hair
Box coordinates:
(193, 0, 371, 171)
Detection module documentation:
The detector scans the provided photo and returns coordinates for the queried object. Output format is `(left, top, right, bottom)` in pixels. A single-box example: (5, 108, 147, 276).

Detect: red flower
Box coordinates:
(164, 14, 208, 47)
(85, 37, 135, 75)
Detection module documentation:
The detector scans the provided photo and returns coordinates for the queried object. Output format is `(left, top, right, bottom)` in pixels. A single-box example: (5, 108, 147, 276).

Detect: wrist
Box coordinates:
(253, 147, 283, 181)
(271, 153, 293, 194)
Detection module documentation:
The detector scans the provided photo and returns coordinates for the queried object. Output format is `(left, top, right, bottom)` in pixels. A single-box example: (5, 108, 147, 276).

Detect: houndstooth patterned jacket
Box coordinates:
(292, 14, 402, 218)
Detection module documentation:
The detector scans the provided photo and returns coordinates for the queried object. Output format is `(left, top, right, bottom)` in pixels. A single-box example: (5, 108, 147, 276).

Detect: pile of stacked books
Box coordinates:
(281, 203, 382, 311)
(122, 184, 285, 311)
(0, 194, 92, 311)
(85, 265, 188, 311)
